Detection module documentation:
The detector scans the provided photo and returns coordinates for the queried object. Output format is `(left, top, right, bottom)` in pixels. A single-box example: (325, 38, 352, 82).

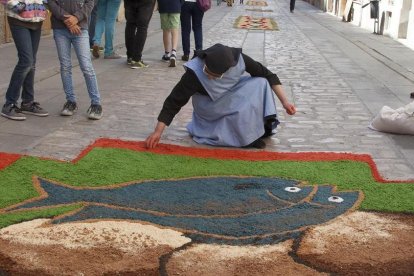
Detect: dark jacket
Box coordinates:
(157, 0, 183, 14)
(48, 0, 95, 29)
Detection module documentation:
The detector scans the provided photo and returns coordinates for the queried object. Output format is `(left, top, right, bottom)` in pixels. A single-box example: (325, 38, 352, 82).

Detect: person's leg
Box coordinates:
(53, 29, 76, 104)
(89, 3, 98, 48)
(72, 30, 101, 105)
(160, 14, 170, 53)
(103, 0, 122, 57)
(171, 28, 179, 53)
(92, 0, 108, 57)
(124, 0, 136, 61)
(168, 13, 180, 67)
(180, 2, 192, 57)
(191, 4, 204, 51)
(290, 0, 296, 12)
(18, 26, 48, 116)
(21, 27, 41, 105)
(4, 25, 35, 106)
(132, 0, 156, 62)
(162, 30, 170, 53)
(169, 13, 180, 53)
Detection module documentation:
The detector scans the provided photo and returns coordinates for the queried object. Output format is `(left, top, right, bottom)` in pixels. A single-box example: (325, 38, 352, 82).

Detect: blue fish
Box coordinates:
(8, 177, 361, 245)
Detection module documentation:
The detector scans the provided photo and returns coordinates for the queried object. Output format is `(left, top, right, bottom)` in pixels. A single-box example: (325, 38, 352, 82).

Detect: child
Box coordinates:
(157, 0, 182, 67)
(1, 0, 49, 121)
(48, 0, 103, 120)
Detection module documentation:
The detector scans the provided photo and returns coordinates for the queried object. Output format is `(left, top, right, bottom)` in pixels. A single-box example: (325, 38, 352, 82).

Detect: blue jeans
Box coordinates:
(93, 0, 122, 56)
(5, 24, 41, 106)
(89, 3, 98, 48)
(180, 2, 204, 56)
(53, 28, 101, 105)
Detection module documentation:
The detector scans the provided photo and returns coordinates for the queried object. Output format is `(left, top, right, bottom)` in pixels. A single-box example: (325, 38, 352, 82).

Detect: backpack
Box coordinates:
(196, 0, 211, 12)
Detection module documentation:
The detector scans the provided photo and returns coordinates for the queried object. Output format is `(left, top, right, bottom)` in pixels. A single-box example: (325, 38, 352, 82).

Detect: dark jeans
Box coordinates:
(89, 3, 98, 48)
(180, 2, 204, 56)
(290, 0, 296, 11)
(5, 24, 41, 106)
(124, 0, 155, 61)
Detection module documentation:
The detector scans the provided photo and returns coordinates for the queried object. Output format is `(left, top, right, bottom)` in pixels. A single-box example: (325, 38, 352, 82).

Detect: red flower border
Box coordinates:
(1, 138, 413, 183)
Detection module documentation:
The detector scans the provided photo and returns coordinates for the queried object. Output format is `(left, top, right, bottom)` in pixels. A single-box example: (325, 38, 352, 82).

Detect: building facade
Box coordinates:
(302, 0, 414, 49)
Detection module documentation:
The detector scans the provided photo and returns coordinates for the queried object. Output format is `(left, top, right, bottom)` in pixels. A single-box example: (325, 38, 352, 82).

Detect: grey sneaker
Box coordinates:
(87, 104, 103, 120)
(104, 52, 122, 59)
(130, 60, 149, 69)
(61, 101, 78, 116)
(169, 53, 176, 67)
(20, 102, 48, 117)
(1, 104, 26, 121)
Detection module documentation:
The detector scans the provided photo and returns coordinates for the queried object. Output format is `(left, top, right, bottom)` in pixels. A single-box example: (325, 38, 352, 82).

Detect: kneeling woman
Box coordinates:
(146, 44, 296, 149)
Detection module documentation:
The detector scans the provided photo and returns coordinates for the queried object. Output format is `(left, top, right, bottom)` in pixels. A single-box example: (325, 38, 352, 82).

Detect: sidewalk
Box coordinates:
(0, 0, 413, 180)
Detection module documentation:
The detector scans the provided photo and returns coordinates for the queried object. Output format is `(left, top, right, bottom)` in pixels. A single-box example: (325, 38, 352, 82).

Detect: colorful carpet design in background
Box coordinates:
(246, 0, 268, 6)
(1, 138, 413, 242)
(245, 8, 274, 12)
(234, 16, 279, 30)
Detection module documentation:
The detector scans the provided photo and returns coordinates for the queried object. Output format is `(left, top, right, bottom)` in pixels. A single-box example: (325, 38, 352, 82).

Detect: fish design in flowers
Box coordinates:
(7, 176, 361, 244)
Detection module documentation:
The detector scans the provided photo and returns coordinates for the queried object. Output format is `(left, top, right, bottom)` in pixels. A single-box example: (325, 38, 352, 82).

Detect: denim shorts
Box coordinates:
(160, 13, 181, 30)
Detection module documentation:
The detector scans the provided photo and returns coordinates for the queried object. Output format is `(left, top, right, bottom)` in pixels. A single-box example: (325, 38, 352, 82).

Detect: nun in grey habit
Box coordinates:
(146, 44, 296, 149)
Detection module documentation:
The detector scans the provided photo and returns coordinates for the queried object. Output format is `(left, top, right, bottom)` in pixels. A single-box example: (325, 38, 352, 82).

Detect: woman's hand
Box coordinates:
(271, 85, 296, 115)
(283, 102, 296, 115)
(145, 122, 166, 149)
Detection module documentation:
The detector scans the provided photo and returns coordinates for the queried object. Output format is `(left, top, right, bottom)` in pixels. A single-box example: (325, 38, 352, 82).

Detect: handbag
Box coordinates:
(196, 0, 211, 12)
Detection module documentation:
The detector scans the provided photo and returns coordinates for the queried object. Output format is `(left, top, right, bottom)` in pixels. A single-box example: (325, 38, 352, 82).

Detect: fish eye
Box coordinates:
(284, 187, 301, 193)
(328, 196, 344, 203)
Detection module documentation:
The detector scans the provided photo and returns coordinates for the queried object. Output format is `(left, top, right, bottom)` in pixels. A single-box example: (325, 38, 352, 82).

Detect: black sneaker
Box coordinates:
(127, 57, 133, 65)
(243, 138, 266, 149)
(61, 101, 78, 116)
(181, 55, 189, 61)
(162, 53, 170, 62)
(1, 104, 26, 121)
(20, 102, 48, 117)
(87, 104, 103, 120)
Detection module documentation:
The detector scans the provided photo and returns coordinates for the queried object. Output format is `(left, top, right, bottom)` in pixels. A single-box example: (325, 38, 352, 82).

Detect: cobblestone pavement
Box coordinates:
(0, 0, 413, 180)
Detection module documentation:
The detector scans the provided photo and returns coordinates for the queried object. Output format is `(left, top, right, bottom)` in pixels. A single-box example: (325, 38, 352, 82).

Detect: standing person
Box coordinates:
(239, 0, 243, 4)
(146, 44, 296, 149)
(157, 0, 182, 67)
(91, 0, 122, 59)
(180, 0, 204, 62)
(124, 0, 156, 69)
(1, 0, 49, 121)
(290, 0, 296, 12)
(48, 0, 103, 120)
